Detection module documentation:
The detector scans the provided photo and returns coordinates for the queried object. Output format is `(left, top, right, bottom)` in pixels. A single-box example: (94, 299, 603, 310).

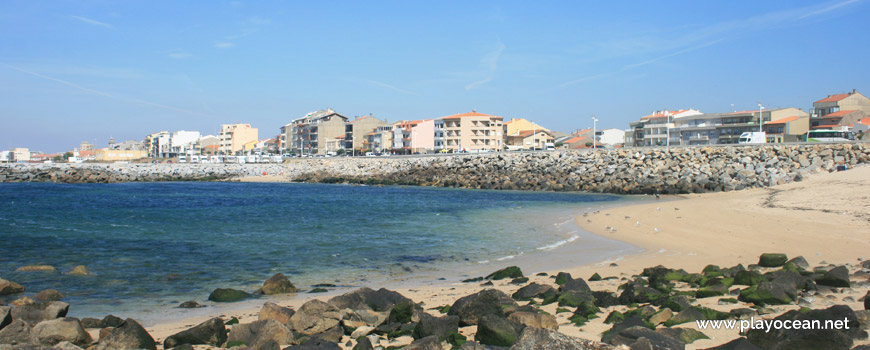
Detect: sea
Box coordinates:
(0, 182, 640, 324)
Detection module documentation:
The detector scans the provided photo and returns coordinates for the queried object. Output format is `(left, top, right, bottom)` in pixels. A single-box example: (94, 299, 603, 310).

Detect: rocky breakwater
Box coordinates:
(293, 143, 870, 194)
(0, 163, 287, 183)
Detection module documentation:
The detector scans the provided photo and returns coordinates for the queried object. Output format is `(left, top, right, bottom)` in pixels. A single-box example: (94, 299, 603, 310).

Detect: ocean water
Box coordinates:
(0, 182, 635, 321)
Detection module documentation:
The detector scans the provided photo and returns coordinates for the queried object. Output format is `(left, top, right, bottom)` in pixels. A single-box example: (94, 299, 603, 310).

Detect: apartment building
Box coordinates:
(439, 111, 503, 152)
(392, 120, 435, 154)
(365, 125, 394, 153)
(170, 130, 201, 156)
(505, 130, 553, 150)
(344, 115, 388, 152)
(143, 131, 170, 158)
(627, 109, 702, 147)
(502, 118, 549, 137)
(764, 115, 810, 143)
(282, 109, 348, 155)
(673, 108, 807, 145)
(812, 89, 870, 117)
(219, 124, 258, 155)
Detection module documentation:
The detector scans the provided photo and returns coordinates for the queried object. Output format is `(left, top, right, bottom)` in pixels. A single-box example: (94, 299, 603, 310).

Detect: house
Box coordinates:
(503, 118, 549, 138)
(505, 130, 553, 150)
(597, 128, 625, 146)
(11, 148, 31, 162)
(392, 120, 435, 154)
(345, 115, 388, 152)
(763, 115, 810, 143)
(282, 109, 348, 155)
(626, 109, 702, 147)
(198, 135, 220, 155)
(219, 124, 259, 155)
(812, 89, 870, 117)
(811, 110, 868, 131)
(143, 131, 170, 158)
(170, 130, 201, 157)
(670, 107, 806, 145)
(439, 111, 503, 152)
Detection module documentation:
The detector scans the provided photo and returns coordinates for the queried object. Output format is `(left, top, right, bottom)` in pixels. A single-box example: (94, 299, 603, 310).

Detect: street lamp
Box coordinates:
(758, 103, 764, 133)
(666, 114, 671, 149)
(592, 116, 599, 149)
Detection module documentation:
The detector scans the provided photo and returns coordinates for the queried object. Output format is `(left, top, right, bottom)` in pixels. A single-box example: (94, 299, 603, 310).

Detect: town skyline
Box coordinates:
(2, 1, 869, 152)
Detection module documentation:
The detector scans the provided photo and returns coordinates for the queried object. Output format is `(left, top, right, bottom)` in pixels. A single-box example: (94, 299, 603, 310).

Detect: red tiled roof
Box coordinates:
(857, 119, 870, 127)
(815, 93, 850, 103)
(563, 136, 586, 144)
(641, 109, 690, 120)
(516, 130, 548, 138)
(767, 116, 803, 124)
(824, 110, 857, 117)
(725, 110, 757, 115)
(441, 111, 503, 120)
(812, 123, 841, 129)
(335, 135, 346, 139)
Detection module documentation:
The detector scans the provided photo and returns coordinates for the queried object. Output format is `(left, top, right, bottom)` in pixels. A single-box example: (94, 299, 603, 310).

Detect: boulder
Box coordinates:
(475, 315, 521, 347)
(259, 273, 298, 295)
(554, 272, 572, 285)
(608, 326, 685, 349)
(11, 302, 69, 325)
(758, 254, 788, 268)
(593, 291, 620, 308)
(664, 307, 706, 327)
(746, 305, 860, 350)
(53, 341, 88, 350)
(448, 289, 517, 326)
(387, 300, 422, 324)
(508, 311, 557, 330)
(327, 287, 412, 312)
(0, 319, 31, 345)
(733, 270, 765, 286)
(259, 302, 295, 327)
(557, 290, 596, 308)
(30, 317, 92, 347)
(785, 256, 810, 270)
(207, 288, 252, 302)
(226, 319, 294, 349)
(413, 313, 459, 341)
(402, 335, 444, 350)
(511, 283, 556, 301)
(648, 308, 673, 326)
(10, 297, 36, 307)
(178, 300, 202, 308)
(34, 290, 64, 302)
(352, 336, 374, 350)
(0, 279, 25, 296)
(162, 317, 226, 348)
(561, 278, 592, 293)
(701, 337, 761, 350)
(285, 336, 341, 349)
(92, 318, 156, 350)
(15, 265, 56, 273)
(738, 282, 794, 305)
(289, 300, 341, 336)
(815, 266, 851, 288)
(0, 307, 10, 330)
(486, 266, 523, 280)
(601, 316, 647, 344)
(68, 266, 92, 276)
(341, 308, 387, 329)
(656, 327, 709, 344)
(512, 327, 611, 350)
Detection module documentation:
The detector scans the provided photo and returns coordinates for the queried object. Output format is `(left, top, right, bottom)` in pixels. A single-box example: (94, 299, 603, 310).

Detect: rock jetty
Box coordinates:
(1, 144, 868, 194)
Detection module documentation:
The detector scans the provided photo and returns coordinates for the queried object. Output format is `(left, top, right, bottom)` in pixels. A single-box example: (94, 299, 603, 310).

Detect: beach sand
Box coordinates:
(146, 165, 870, 349)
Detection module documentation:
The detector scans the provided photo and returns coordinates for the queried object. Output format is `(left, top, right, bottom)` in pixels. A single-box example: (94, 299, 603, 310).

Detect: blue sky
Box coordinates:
(1, 0, 868, 152)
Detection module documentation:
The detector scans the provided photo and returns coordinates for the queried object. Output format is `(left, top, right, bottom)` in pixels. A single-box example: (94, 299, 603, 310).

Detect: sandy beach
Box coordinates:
(141, 165, 870, 349)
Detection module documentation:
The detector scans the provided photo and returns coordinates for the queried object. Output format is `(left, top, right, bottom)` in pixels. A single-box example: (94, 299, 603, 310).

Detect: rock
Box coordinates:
(92, 318, 156, 350)
(285, 336, 341, 349)
(310, 324, 343, 343)
(558, 290, 596, 308)
(602, 316, 648, 344)
(746, 305, 861, 350)
(508, 311, 557, 330)
(758, 253, 788, 268)
(350, 325, 374, 339)
(341, 308, 387, 329)
(352, 336, 373, 350)
(554, 272, 572, 285)
(53, 341, 88, 350)
(162, 317, 226, 348)
(259, 273, 298, 295)
(0, 279, 25, 296)
(656, 327, 709, 344)
(68, 266, 91, 276)
(402, 335, 444, 350)
(815, 266, 851, 288)
(512, 327, 610, 350)
(30, 318, 92, 347)
(511, 283, 556, 301)
(0, 319, 31, 345)
(648, 308, 673, 326)
(475, 315, 521, 347)
(0, 307, 10, 330)
(589, 272, 602, 281)
(865, 291, 870, 310)
(448, 289, 517, 326)
(178, 300, 202, 308)
(738, 282, 794, 305)
(226, 319, 294, 349)
(618, 283, 663, 305)
(387, 300, 421, 324)
(561, 278, 592, 293)
(785, 256, 810, 270)
(486, 266, 523, 280)
(34, 290, 64, 302)
(327, 287, 412, 312)
(207, 288, 252, 302)
(10, 297, 36, 307)
(701, 337, 760, 350)
(458, 341, 487, 350)
(608, 326, 685, 349)
(99, 315, 123, 328)
(11, 302, 69, 325)
(259, 302, 295, 327)
(413, 313, 459, 341)
(733, 270, 765, 286)
(665, 307, 706, 327)
(289, 300, 341, 336)
(15, 265, 56, 273)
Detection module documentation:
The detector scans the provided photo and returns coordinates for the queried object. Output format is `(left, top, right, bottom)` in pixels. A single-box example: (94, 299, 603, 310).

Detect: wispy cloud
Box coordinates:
(1, 63, 210, 117)
(465, 41, 506, 90)
(214, 41, 235, 49)
(367, 80, 416, 95)
(212, 17, 270, 49)
(166, 49, 192, 59)
(70, 15, 112, 29)
(558, 0, 861, 87)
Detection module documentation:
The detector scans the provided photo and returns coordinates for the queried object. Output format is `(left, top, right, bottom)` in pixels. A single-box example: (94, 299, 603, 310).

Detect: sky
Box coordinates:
(1, 0, 869, 153)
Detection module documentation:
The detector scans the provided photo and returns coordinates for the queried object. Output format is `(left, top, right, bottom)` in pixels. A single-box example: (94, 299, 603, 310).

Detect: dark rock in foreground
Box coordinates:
(92, 318, 156, 350)
(162, 317, 226, 348)
(207, 288, 252, 303)
(259, 273, 298, 295)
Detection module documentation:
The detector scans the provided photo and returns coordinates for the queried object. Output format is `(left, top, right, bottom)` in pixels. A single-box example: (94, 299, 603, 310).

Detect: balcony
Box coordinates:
(688, 135, 710, 141)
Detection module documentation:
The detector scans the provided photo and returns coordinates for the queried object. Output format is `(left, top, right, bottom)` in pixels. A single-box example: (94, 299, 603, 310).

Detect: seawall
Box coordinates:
(2, 143, 868, 194)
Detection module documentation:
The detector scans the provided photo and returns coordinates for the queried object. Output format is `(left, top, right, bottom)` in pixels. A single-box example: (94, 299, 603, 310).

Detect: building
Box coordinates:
(627, 109, 702, 147)
(11, 148, 31, 162)
(345, 115, 388, 152)
(283, 109, 348, 155)
(505, 130, 553, 150)
(219, 123, 259, 155)
(198, 135, 219, 155)
(170, 130, 201, 157)
(763, 115, 810, 143)
(811, 110, 868, 131)
(365, 125, 395, 154)
(597, 128, 625, 146)
(95, 149, 148, 162)
(439, 111, 503, 152)
(812, 89, 870, 118)
(502, 118, 549, 138)
(79, 141, 94, 151)
(667, 107, 807, 145)
(112, 140, 145, 151)
(392, 120, 435, 154)
(143, 131, 170, 158)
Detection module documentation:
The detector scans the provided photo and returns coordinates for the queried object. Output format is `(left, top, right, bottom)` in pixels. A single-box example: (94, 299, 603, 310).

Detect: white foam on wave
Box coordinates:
(495, 255, 515, 261)
(536, 234, 580, 250)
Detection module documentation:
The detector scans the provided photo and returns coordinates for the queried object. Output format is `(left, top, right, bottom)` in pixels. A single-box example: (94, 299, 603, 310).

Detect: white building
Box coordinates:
(170, 130, 202, 156)
(12, 148, 31, 162)
(596, 128, 626, 146)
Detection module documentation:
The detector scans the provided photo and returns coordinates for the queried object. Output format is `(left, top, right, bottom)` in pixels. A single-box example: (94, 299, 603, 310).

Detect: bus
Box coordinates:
(804, 130, 854, 142)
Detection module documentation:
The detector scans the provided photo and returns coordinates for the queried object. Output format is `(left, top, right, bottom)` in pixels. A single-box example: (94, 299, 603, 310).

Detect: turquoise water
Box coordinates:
(0, 182, 629, 320)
